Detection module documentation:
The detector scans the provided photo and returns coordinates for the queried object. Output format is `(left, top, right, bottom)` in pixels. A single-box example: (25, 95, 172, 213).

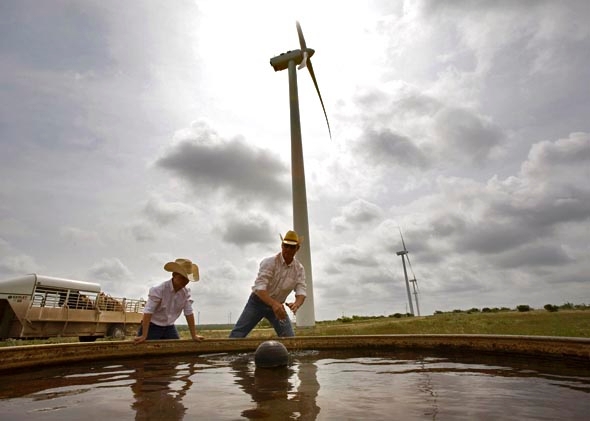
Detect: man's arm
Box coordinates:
(255, 289, 288, 320)
(134, 313, 153, 344)
(287, 262, 307, 314)
(185, 313, 203, 341)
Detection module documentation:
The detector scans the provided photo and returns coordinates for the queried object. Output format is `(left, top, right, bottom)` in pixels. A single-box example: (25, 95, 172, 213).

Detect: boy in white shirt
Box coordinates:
(134, 258, 204, 343)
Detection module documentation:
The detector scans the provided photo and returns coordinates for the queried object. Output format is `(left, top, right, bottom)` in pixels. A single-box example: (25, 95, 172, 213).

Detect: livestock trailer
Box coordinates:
(0, 274, 145, 342)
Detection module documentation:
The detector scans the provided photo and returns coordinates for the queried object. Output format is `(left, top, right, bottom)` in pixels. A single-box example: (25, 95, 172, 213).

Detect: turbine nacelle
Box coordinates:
(270, 49, 316, 72)
(269, 21, 331, 139)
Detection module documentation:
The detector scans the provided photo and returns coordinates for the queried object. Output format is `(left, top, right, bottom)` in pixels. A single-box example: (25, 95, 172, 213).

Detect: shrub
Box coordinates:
(338, 316, 353, 323)
(481, 307, 492, 313)
(516, 304, 531, 312)
(544, 304, 559, 312)
(467, 307, 480, 313)
(393, 313, 403, 318)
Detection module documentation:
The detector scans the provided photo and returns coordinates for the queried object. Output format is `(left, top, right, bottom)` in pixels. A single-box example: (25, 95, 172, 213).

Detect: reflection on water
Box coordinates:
(0, 349, 588, 420)
(131, 360, 196, 420)
(230, 354, 321, 419)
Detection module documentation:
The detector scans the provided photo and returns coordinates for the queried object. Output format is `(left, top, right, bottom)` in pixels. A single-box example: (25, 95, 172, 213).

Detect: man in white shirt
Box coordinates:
(134, 258, 204, 343)
(229, 230, 307, 338)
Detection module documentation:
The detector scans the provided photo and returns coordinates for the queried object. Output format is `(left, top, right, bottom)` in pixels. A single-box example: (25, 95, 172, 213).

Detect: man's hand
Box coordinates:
(192, 334, 204, 341)
(272, 302, 288, 320)
(134, 335, 147, 344)
(286, 302, 300, 314)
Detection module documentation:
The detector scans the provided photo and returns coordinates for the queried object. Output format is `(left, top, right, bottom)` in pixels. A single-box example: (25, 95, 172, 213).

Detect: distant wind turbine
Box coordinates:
(270, 21, 331, 327)
(396, 227, 420, 316)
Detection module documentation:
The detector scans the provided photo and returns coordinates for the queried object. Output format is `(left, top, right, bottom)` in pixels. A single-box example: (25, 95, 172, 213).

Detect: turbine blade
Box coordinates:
(306, 59, 332, 139)
(298, 50, 308, 70)
(406, 252, 417, 280)
(404, 243, 419, 294)
(296, 21, 307, 50)
(398, 227, 407, 251)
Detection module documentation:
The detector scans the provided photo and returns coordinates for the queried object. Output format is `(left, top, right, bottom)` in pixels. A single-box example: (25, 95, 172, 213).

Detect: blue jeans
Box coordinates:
(137, 322, 180, 340)
(229, 293, 294, 338)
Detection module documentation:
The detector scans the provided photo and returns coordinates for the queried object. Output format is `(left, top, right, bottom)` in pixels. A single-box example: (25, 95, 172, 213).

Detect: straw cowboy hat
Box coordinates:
(280, 230, 303, 245)
(164, 258, 200, 282)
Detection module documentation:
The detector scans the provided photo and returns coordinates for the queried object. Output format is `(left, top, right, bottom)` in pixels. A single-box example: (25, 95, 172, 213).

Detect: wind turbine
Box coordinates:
(270, 21, 331, 327)
(396, 227, 420, 316)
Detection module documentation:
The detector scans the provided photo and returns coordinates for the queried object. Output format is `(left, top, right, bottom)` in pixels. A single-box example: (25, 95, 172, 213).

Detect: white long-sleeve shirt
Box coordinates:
(143, 279, 194, 326)
(252, 253, 306, 303)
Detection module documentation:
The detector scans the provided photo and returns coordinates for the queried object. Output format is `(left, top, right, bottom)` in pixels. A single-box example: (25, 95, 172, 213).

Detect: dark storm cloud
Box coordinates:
(156, 135, 290, 206)
(323, 245, 380, 276)
(350, 84, 504, 169)
(354, 128, 430, 169)
(520, 189, 590, 227)
(219, 217, 275, 247)
(410, 134, 590, 264)
(460, 222, 541, 254)
(423, 188, 588, 257)
(493, 244, 572, 269)
(433, 107, 503, 162)
(430, 213, 467, 238)
(494, 134, 590, 229)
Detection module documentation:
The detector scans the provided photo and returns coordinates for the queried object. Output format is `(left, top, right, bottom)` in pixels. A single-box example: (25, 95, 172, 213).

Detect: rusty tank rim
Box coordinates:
(1, 334, 589, 372)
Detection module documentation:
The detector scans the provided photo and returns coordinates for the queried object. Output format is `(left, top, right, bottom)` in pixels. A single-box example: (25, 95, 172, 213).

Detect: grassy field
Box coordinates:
(197, 310, 590, 340)
(2, 310, 588, 347)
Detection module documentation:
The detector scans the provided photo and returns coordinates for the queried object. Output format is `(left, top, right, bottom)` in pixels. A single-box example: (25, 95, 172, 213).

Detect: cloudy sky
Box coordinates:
(1, 0, 589, 324)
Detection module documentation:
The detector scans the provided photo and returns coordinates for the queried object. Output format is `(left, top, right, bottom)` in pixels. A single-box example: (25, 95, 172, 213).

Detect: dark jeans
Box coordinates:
(229, 293, 294, 338)
(137, 322, 180, 340)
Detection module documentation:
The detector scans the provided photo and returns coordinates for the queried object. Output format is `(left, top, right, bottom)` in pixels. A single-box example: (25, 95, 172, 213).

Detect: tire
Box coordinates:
(108, 325, 126, 339)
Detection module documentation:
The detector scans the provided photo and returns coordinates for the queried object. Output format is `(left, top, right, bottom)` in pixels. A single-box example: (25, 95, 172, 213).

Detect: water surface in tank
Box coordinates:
(0, 349, 588, 420)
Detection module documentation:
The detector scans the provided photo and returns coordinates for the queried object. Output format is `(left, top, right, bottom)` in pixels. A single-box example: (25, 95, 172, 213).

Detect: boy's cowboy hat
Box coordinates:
(280, 230, 303, 245)
(164, 258, 200, 282)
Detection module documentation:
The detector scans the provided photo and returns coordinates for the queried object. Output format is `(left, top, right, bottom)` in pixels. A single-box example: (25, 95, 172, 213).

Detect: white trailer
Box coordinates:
(0, 274, 145, 342)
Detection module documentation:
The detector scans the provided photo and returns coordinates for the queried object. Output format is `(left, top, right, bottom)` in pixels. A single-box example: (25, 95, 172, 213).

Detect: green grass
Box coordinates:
(311, 311, 589, 337)
(196, 310, 590, 339)
(2, 310, 588, 346)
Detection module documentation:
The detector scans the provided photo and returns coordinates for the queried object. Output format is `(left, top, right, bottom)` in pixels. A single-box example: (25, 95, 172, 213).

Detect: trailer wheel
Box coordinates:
(79, 336, 98, 342)
(108, 324, 126, 339)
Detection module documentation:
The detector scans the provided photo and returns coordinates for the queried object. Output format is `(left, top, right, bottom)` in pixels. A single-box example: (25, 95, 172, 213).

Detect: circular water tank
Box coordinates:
(254, 340, 289, 368)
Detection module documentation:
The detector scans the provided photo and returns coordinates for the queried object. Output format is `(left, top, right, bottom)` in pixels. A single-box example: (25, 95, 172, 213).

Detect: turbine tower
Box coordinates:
(270, 21, 331, 327)
(396, 228, 420, 316)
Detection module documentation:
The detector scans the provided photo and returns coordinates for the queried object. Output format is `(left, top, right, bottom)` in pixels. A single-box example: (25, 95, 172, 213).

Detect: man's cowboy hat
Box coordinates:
(280, 230, 303, 245)
(164, 258, 200, 282)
